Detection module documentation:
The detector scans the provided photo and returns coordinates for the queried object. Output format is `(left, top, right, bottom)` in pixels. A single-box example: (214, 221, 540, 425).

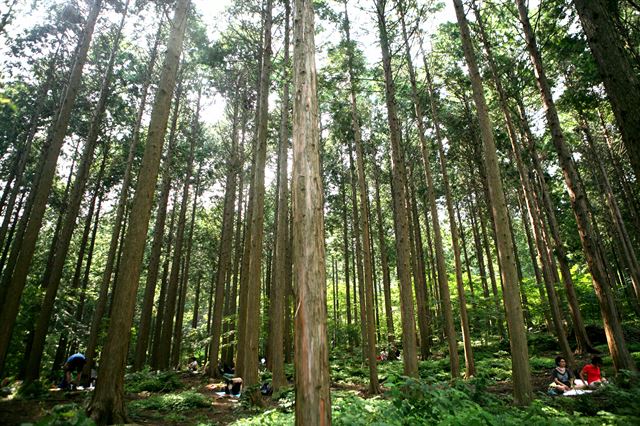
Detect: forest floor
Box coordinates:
(2, 335, 640, 425)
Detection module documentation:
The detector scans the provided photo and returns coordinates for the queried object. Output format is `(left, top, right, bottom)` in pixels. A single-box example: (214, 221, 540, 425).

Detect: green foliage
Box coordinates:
(550, 376, 640, 419)
(127, 390, 211, 413)
(30, 403, 95, 426)
(385, 378, 495, 425)
(17, 380, 50, 399)
(528, 334, 560, 353)
(124, 370, 182, 393)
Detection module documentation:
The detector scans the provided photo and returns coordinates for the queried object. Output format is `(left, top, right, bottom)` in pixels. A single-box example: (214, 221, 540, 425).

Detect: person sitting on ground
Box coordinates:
(549, 356, 574, 394)
(218, 359, 235, 377)
(60, 353, 86, 390)
(579, 356, 608, 388)
(188, 357, 199, 372)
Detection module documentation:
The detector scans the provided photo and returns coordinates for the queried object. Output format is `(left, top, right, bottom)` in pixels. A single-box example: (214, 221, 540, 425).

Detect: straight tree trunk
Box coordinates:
(240, 0, 273, 399)
(25, 3, 130, 382)
(373, 164, 394, 345)
(292, 0, 332, 421)
(208, 84, 241, 378)
(417, 30, 475, 377)
(172, 157, 202, 367)
(515, 0, 636, 372)
(347, 148, 368, 362)
(375, 0, 418, 377)
(87, 0, 190, 422)
(0, 0, 103, 375)
(397, 2, 459, 377)
(267, 0, 290, 391)
(223, 135, 246, 368)
(84, 16, 165, 377)
(341, 175, 352, 343)
(572, 0, 640, 180)
(158, 105, 197, 370)
(132, 84, 182, 370)
(151, 192, 179, 370)
(407, 176, 432, 359)
(453, 0, 532, 404)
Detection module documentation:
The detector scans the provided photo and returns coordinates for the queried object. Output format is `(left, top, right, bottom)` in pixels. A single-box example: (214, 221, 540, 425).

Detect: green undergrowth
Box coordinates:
(230, 376, 640, 425)
(124, 369, 182, 393)
(25, 403, 94, 426)
(128, 390, 211, 413)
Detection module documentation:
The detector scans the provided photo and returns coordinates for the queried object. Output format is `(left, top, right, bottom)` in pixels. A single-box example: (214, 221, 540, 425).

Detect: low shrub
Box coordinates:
(128, 390, 211, 413)
(124, 369, 182, 393)
(17, 380, 50, 399)
(32, 403, 94, 426)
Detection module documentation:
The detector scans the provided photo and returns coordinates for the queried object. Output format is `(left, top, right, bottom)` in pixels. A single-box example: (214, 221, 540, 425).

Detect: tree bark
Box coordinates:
(416, 29, 475, 377)
(572, 0, 640, 180)
(267, 0, 290, 391)
(208, 83, 241, 378)
(240, 0, 273, 399)
(0, 0, 103, 375)
(292, 0, 332, 421)
(87, 0, 189, 422)
(25, 3, 129, 382)
(453, 0, 532, 404)
(375, 0, 418, 377)
(158, 100, 198, 370)
(373, 164, 394, 345)
(515, 0, 636, 372)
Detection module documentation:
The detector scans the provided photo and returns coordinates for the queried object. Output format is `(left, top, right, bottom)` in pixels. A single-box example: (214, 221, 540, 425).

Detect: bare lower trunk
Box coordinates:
(572, 0, 640, 180)
(376, 0, 418, 377)
(515, 0, 636, 372)
(209, 85, 241, 378)
(453, 0, 532, 404)
(0, 0, 103, 376)
(241, 0, 273, 399)
(292, 0, 332, 421)
(87, 1, 189, 422)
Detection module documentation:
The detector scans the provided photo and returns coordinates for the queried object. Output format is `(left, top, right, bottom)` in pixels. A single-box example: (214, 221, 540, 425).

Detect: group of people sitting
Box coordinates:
(549, 355, 608, 395)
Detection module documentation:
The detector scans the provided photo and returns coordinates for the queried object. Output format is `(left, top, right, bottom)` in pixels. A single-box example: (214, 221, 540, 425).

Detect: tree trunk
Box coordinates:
(416, 29, 475, 377)
(375, 0, 418, 377)
(397, 3, 459, 377)
(208, 83, 242, 378)
(84, 16, 165, 378)
(87, 0, 189, 421)
(239, 0, 273, 400)
(515, 0, 636, 372)
(172, 156, 202, 367)
(572, 0, 640, 180)
(267, 0, 290, 391)
(0, 0, 103, 375)
(453, 0, 532, 404)
(292, 0, 332, 421)
(128, 18, 173, 371)
(151, 192, 179, 370)
(407, 176, 432, 359)
(158, 102, 197, 370)
(25, 3, 129, 382)
(373, 164, 394, 345)
(342, 19, 379, 380)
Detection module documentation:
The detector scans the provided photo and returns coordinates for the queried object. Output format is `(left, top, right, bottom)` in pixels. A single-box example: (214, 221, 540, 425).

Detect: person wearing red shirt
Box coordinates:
(579, 356, 608, 388)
